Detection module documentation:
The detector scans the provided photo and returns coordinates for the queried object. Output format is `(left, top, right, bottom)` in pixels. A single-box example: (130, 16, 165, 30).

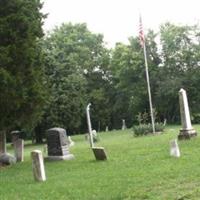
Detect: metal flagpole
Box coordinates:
(139, 15, 155, 134)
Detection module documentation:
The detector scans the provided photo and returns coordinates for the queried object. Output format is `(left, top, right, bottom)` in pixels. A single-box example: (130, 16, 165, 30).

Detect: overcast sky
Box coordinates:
(42, 0, 200, 47)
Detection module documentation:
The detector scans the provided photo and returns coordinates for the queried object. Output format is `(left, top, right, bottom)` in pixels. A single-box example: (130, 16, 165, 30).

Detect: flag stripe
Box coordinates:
(139, 15, 145, 47)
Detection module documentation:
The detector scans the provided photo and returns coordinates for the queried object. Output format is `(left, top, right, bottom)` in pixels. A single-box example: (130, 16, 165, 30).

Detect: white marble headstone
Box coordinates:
(170, 139, 180, 158)
(31, 150, 46, 182)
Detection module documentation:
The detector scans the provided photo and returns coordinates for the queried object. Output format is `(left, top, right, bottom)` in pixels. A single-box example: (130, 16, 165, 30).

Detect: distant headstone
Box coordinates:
(13, 139, 24, 162)
(92, 130, 98, 142)
(170, 139, 180, 158)
(122, 119, 126, 130)
(46, 128, 74, 161)
(66, 136, 75, 147)
(92, 147, 107, 161)
(178, 88, 197, 140)
(11, 130, 21, 144)
(31, 150, 46, 182)
(105, 126, 109, 132)
(0, 131, 6, 154)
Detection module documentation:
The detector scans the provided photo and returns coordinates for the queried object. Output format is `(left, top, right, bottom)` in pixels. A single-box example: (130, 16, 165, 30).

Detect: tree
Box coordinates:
(40, 23, 111, 136)
(156, 23, 200, 122)
(0, 0, 46, 136)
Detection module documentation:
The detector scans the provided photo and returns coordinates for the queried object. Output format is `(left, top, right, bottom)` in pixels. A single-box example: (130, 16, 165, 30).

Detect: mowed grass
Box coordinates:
(1, 125, 200, 199)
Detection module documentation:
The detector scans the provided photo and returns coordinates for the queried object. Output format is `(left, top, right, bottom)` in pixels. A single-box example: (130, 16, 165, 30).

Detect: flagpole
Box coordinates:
(143, 38, 155, 134)
(139, 14, 155, 134)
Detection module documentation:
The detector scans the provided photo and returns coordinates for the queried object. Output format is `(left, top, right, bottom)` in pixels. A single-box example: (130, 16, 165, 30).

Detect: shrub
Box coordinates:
(133, 123, 165, 136)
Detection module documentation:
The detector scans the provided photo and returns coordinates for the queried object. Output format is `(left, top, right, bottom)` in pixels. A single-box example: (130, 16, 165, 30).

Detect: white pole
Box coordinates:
(143, 43, 155, 134)
(86, 103, 94, 147)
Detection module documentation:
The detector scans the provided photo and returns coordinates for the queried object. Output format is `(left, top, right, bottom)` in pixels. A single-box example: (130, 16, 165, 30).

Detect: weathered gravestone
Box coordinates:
(122, 119, 126, 130)
(46, 128, 74, 161)
(0, 131, 16, 165)
(31, 150, 46, 182)
(92, 147, 107, 161)
(170, 139, 180, 158)
(178, 88, 197, 140)
(11, 130, 21, 144)
(86, 103, 107, 161)
(66, 136, 75, 147)
(13, 139, 24, 162)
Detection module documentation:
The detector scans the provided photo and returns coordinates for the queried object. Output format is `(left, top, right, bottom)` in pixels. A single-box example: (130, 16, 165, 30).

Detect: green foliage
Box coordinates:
(133, 122, 165, 136)
(0, 0, 46, 131)
(40, 23, 111, 135)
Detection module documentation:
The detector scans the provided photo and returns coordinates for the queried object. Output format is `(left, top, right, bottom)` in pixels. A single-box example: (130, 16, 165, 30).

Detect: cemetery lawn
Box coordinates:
(2, 125, 200, 200)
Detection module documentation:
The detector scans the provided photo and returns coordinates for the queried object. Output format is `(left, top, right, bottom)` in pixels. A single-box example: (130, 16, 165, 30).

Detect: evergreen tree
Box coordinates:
(0, 0, 46, 133)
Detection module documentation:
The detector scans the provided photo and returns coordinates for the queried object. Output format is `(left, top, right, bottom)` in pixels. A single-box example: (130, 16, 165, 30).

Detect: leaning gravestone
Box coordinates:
(13, 139, 24, 162)
(46, 128, 74, 161)
(178, 88, 197, 140)
(31, 150, 46, 182)
(86, 103, 107, 161)
(92, 147, 107, 161)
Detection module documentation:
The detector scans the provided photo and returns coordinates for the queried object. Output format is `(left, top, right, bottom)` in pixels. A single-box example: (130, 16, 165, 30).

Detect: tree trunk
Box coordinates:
(34, 126, 44, 144)
(0, 131, 6, 154)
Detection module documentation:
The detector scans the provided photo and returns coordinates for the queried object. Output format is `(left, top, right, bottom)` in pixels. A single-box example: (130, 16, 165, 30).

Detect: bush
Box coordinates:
(133, 123, 165, 136)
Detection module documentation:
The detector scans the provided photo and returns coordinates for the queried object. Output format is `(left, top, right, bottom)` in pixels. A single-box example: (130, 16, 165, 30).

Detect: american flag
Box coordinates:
(139, 15, 145, 48)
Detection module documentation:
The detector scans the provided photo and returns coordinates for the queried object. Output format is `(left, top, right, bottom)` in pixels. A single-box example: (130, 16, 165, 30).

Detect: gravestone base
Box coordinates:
(45, 154, 74, 161)
(178, 129, 197, 140)
(92, 147, 107, 161)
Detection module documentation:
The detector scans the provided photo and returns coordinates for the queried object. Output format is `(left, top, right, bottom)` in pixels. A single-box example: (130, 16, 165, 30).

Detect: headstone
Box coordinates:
(0, 131, 6, 154)
(122, 119, 126, 130)
(170, 139, 180, 158)
(0, 153, 16, 165)
(31, 150, 46, 182)
(105, 126, 109, 132)
(13, 139, 24, 162)
(92, 129, 98, 142)
(46, 128, 74, 161)
(163, 118, 167, 126)
(92, 147, 107, 161)
(178, 88, 197, 140)
(66, 136, 75, 147)
(11, 130, 20, 144)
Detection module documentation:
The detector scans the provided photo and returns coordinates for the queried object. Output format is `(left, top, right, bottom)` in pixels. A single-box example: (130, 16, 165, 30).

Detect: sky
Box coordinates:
(42, 0, 200, 47)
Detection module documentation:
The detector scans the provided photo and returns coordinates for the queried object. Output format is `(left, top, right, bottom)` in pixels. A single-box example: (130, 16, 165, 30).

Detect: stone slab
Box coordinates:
(31, 150, 46, 182)
(178, 129, 197, 140)
(92, 147, 107, 161)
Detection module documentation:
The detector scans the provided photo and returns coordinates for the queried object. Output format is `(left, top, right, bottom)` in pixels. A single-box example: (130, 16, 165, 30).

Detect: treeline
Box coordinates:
(1, 1, 200, 142)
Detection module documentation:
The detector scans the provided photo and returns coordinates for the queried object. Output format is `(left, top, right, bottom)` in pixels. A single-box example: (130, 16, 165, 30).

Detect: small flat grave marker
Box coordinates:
(92, 147, 107, 161)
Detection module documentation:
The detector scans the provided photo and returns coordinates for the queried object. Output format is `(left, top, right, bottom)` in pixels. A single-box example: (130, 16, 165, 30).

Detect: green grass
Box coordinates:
(1, 125, 200, 199)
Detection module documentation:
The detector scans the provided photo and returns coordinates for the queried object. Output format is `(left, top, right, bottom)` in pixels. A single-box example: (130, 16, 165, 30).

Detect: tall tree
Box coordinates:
(40, 23, 111, 135)
(0, 0, 46, 133)
(156, 23, 200, 122)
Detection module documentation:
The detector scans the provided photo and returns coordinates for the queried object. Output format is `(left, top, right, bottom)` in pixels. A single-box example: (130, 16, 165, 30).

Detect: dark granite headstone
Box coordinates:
(46, 128, 74, 161)
(92, 147, 107, 161)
